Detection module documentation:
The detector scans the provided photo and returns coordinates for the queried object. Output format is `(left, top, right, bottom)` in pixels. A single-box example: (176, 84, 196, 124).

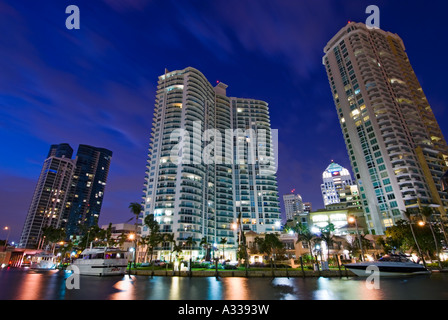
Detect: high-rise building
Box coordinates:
(320, 162, 353, 207)
(283, 193, 304, 221)
(142, 67, 281, 260)
(19, 144, 112, 248)
(323, 22, 448, 234)
(19, 144, 76, 249)
(303, 202, 312, 213)
(65, 145, 113, 236)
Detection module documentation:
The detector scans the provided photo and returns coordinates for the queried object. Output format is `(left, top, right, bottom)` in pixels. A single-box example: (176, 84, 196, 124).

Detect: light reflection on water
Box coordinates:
(1, 268, 447, 300)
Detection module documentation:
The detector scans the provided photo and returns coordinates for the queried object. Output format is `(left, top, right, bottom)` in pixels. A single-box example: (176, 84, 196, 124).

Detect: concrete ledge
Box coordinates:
(130, 269, 356, 278)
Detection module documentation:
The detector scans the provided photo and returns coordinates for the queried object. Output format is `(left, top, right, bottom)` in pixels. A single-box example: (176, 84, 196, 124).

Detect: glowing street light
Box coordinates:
(3, 227, 10, 251)
(348, 216, 365, 262)
(128, 233, 137, 268)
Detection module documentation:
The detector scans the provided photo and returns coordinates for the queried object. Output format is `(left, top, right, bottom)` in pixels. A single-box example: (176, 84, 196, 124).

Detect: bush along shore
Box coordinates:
(126, 265, 357, 278)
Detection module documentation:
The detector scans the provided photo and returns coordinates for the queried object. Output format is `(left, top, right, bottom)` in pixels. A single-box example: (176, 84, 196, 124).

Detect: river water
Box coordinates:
(1, 268, 448, 300)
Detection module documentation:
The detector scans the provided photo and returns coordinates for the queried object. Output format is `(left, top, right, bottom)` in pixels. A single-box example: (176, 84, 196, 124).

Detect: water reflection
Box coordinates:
(17, 272, 43, 300)
(222, 278, 249, 300)
(169, 276, 180, 300)
(205, 277, 221, 300)
(110, 276, 136, 300)
(1, 269, 448, 300)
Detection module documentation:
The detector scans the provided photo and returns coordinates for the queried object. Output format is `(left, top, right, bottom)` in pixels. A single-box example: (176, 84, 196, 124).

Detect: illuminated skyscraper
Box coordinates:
(65, 145, 113, 236)
(283, 192, 304, 221)
(19, 144, 76, 249)
(323, 22, 448, 234)
(19, 144, 112, 248)
(320, 162, 353, 207)
(142, 67, 280, 260)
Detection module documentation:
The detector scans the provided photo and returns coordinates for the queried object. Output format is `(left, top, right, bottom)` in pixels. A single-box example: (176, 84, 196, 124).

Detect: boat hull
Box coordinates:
(30, 262, 57, 270)
(72, 259, 128, 276)
(344, 263, 431, 277)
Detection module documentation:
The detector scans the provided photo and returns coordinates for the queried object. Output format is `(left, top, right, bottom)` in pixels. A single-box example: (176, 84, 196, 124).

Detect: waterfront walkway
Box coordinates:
(129, 268, 357, 278)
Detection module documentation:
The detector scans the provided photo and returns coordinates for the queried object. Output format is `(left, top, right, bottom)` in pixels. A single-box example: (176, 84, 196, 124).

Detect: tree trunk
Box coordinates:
(428, 222, 442, 269)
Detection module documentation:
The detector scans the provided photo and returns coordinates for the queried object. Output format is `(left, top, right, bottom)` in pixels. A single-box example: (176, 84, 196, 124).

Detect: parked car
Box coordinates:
(153, 260, 166, 266)
(249, 262, 266, 268)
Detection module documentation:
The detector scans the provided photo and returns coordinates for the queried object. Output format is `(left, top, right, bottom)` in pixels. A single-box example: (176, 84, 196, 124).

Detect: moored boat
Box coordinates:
(344, 254, 431, 277)
(71, 247, 129, 276)
(30, 252, 57, 270)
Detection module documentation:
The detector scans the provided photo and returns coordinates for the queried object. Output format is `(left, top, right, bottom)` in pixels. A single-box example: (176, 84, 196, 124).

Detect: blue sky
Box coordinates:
(1, 0, 448, 241)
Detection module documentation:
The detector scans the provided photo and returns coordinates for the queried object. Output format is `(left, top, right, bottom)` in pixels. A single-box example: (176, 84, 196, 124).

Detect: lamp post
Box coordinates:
(348, 216, 365, 262)
(418, 219, 443, 269)
(3, 227, 10, 251)
(128, 233, 136, 268)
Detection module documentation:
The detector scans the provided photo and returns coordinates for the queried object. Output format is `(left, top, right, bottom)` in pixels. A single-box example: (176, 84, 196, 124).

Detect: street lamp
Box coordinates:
(3, 227, 10, 251)
(348, 216, 365, 262)
(418, 216, 443, 269)
(128, 233, 136, 268)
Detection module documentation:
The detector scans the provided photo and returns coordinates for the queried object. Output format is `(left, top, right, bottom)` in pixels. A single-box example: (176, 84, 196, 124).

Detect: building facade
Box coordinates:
(320, 162, 354, 207)
(142, 67, 281, 260)
(283, 193, 304, 221)
(19, 144, 112, 249)
(19, 144, 76, 249)
(65, 145, 113, 237)
(323, 22, 448, 234)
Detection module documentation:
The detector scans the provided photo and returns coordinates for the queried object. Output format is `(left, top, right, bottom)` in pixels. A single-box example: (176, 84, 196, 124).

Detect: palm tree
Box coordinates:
(319, 223, 335, 261)
(402, 209, 426, 267)
(265, 233, 284, 269)
(199, 236, 210, 261)
(421, 206, 442, 269)
(172, 243, 183, 273)
(164, 233, 176, 263)
(105, 223, 113, 247)
(185, 236, 197, 259)
(139, 235, 150, 262)
(220, 237, 227, 261)
(42, 226, 66, 254)
(128, 202, 143, 267)
(144, 214, 162, 264)
(294, 223, 316, 264)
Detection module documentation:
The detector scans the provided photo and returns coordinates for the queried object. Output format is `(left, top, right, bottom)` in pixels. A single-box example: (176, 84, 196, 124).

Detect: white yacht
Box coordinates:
(72, 247, 129, 276)
(344, 254, 431, 277)
(30, 252, 57, 270)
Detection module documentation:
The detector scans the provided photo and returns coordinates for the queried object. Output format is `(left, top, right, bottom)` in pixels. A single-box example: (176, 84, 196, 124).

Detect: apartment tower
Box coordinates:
(65, 145, 113, 237)
(320, 161, 354, 207)
(323, 22, 448, 234)
(19, 144, 76, 249)
(283, 193, 304, 221)
(142, 67, 281, 260)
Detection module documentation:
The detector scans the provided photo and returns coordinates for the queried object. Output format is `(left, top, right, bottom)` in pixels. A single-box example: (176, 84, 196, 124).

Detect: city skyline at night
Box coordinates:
(1, 0, 448, 243)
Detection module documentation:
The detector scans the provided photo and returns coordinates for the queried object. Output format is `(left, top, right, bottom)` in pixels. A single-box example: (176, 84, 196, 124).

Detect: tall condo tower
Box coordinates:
(19, 144, 76, 249)
(142, 67, 281, 260)
(320, 162, 353, 207)
(65, 145, 113, 237)
(283, 193, 304, 221)
(323, 22, 448, 234)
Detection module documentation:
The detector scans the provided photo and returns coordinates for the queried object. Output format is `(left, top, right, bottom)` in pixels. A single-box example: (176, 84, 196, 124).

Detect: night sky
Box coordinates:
(1, 0, 448, 243)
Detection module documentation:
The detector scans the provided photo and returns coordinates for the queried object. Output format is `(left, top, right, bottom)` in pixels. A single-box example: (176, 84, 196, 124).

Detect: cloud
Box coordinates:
(171, 0, 343, 79)
(102, 0, 151, 12)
